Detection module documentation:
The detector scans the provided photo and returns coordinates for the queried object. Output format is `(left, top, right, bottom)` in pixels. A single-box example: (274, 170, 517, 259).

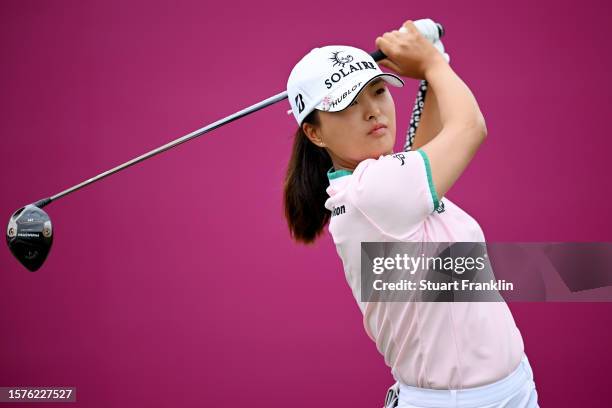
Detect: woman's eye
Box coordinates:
(349, 87, 385, 107)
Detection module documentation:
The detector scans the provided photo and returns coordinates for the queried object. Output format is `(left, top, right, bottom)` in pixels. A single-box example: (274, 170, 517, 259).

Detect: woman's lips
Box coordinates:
(368, 124, 387, 136)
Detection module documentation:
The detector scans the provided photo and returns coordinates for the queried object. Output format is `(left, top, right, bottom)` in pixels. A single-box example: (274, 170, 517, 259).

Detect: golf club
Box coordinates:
(6, 19, 444, 272)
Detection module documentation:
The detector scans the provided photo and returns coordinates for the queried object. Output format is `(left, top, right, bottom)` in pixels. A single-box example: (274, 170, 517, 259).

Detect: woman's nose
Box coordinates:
(364, 98, 382, 120)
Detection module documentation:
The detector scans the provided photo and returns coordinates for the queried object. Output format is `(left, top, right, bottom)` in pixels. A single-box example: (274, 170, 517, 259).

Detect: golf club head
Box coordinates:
(6, 204, 53, 272)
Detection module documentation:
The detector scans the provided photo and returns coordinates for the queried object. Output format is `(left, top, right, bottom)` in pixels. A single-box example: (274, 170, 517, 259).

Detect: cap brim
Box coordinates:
(314, 72, 404, 113)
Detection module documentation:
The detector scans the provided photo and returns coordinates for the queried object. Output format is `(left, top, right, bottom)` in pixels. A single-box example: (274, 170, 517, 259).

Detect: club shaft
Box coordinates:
(45, 91, 289, 205)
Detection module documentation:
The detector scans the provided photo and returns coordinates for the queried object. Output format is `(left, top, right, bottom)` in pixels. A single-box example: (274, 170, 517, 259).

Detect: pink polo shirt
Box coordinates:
(324, 149, 524, 390)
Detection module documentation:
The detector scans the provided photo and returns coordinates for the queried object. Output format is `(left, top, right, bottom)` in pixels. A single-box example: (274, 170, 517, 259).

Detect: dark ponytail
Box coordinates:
(283, 110, 333, 245)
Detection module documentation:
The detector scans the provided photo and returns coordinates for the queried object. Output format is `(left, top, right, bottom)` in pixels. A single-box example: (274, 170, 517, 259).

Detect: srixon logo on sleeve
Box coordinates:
(331, 204, 346, 218)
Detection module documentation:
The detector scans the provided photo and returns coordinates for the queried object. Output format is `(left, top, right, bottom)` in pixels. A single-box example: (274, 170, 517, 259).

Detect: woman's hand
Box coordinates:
(375, 20, 447, 80)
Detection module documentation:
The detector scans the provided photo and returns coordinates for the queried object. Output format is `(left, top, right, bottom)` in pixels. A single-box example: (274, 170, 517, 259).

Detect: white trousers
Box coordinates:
(392, 354, 539, 408)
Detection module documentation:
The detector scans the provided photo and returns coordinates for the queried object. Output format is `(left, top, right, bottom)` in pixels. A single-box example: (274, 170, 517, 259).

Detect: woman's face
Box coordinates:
(303, 78, 397, 169)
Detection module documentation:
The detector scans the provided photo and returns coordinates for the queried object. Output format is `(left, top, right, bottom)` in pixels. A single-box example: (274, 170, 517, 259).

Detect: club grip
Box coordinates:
(369, 20, 445, 62)
(370, 49, 387, 62)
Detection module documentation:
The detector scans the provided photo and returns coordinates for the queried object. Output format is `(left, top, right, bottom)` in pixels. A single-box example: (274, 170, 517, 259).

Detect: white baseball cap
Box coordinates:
(286, 45, 405, 126)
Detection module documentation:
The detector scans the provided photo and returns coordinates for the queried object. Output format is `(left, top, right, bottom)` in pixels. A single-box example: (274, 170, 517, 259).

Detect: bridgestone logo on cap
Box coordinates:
(295, 93, 305, 113)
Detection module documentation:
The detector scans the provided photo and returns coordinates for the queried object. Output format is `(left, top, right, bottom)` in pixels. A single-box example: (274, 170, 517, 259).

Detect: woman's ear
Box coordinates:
(302, 122, 325, 147)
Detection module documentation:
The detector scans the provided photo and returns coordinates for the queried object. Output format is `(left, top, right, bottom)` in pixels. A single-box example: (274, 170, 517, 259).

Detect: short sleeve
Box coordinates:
(350, 149, 440, 237)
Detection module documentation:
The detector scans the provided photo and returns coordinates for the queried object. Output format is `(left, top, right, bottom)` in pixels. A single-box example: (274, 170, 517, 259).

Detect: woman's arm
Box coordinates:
(418, 61, 487, 200)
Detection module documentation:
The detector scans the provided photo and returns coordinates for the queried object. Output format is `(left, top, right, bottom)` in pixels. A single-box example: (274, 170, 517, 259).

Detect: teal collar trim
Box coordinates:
(327, 166, 354, 181)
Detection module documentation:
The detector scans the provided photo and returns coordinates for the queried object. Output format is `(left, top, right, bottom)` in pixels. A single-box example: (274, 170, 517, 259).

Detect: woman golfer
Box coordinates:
(283, 20, 540, 408)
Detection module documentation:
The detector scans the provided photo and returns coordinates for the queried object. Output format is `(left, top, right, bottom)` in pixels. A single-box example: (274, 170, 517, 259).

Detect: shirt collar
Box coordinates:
(327, 166, 353, 180)
(326, 166, 354, 194)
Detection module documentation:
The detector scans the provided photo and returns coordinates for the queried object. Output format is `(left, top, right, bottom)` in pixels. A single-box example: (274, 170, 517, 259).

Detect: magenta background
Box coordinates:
(1, 0, 611, 406)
